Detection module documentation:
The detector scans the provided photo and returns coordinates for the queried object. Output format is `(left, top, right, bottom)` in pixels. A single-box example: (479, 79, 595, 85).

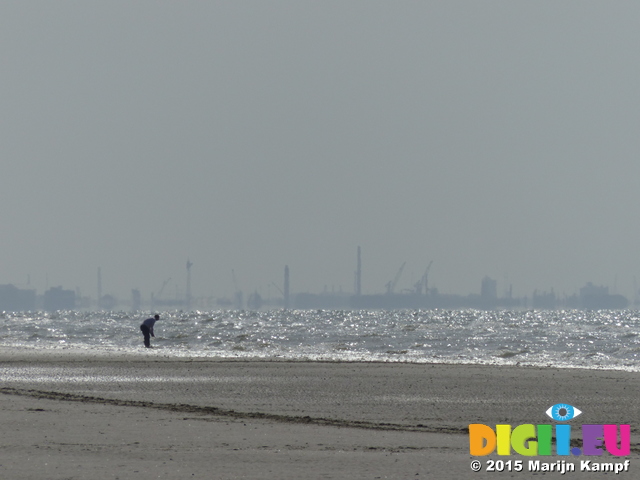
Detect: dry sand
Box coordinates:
(0, 348, 638, 479)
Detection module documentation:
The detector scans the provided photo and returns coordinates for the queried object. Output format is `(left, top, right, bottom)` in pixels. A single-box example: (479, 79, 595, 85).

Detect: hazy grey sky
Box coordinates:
(3, 1, 640, 302)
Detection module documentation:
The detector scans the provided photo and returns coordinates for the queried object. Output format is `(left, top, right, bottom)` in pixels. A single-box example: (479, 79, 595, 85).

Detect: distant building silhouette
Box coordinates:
(132, 289, 141, 311)
(579, 282, 628, 309)
(480, 276, 497, 308)
(43, 286, 75, 311)
(0, 284, 36, 312)
(533, 289, 556, 309)
(247, 290, 263, 310)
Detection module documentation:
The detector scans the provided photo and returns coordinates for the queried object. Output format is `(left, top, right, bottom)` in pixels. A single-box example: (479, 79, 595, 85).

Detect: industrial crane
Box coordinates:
(157, 278, 171, 299)
(271, 281, 284, 296)
(150, 277, 171, 309)
(414, 261, 433, 295)
(385, 262, 406, 295)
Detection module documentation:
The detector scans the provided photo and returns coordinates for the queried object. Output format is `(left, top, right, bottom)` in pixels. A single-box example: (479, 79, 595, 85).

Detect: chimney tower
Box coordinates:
(284, 265, 290, 309)
(355, 246, 362, 296)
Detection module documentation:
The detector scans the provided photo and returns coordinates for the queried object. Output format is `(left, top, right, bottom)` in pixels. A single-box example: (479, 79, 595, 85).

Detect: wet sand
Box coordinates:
(0, 348, 638, 479)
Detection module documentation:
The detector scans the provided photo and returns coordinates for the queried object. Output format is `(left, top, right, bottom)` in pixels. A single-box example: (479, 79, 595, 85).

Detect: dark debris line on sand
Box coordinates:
(0, 386, 465, 435)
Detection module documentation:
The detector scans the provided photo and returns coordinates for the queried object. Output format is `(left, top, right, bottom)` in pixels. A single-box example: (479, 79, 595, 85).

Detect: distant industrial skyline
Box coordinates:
(3, 3, 640, 308)
(3, 245, 635, 310)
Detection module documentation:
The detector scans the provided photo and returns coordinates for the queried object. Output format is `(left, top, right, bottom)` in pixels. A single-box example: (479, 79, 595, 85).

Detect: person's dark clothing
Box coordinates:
(140, 316, 158, 348)
(140, 324, 152, 348)
(141, 316, 158, 335)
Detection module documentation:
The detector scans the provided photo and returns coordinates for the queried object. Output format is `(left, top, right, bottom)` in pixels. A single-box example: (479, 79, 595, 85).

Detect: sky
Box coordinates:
(2, 1, 640, 304)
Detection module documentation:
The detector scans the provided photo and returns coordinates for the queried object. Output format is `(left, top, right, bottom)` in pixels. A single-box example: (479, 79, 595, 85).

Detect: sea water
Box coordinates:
(0, 309, 639, 371)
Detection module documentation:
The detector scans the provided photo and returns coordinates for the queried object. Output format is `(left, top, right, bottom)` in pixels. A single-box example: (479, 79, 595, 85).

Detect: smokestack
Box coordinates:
(186, 259, 193, 310)
(284, 265, 290, 309)
(355, 246, 362, 296)
(97, 267, 102, 309)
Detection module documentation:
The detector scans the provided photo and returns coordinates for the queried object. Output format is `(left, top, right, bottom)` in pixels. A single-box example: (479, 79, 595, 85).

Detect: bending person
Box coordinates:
(140, 314, 160, 348)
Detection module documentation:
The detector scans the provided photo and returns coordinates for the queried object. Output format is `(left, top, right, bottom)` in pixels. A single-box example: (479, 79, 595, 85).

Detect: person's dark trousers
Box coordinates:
(140, 324, 151, 348)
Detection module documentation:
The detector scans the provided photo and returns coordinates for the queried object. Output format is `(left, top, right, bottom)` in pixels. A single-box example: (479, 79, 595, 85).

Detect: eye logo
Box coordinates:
(545, 403, 582, 422)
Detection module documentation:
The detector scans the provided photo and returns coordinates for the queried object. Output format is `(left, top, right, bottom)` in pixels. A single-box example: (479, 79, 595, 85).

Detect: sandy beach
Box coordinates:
(0, 348, 638, 479)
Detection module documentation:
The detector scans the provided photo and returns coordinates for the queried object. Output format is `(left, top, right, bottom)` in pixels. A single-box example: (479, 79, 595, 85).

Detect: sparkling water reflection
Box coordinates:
(0, 310, 639, 371)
